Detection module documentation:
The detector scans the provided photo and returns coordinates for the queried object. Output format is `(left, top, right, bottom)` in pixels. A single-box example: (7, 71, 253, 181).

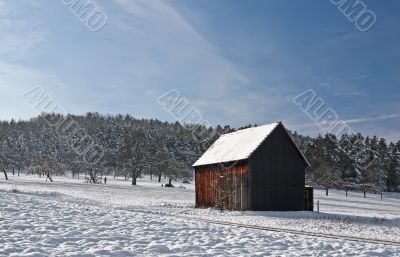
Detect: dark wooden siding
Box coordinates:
(249, 124, 306, 211)
(195, 161, 251, 210)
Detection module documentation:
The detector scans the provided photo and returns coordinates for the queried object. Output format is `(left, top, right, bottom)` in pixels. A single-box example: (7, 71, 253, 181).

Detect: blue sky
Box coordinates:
(0, 0, 399, 142)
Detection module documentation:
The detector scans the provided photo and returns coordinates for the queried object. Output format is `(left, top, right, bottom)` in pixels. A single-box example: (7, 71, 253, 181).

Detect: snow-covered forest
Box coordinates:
(0, 113, 399, 193)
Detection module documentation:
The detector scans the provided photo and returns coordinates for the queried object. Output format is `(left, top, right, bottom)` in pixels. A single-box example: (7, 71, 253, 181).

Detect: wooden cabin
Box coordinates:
(193, 122, 310, 211)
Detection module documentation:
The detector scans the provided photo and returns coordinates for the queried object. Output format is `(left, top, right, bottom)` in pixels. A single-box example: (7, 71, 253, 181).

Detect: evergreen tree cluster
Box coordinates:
(0, 113, 229, 185)
(0, 113, 399, 192)
(291, 131, 400, 193)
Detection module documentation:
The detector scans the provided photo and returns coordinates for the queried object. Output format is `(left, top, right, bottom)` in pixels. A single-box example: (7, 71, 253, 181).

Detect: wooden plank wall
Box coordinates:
(195, 162, 250, 210)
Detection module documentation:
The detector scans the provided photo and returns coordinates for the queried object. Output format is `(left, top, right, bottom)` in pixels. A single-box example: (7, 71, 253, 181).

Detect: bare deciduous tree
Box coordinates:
(28, 155, 64, 182)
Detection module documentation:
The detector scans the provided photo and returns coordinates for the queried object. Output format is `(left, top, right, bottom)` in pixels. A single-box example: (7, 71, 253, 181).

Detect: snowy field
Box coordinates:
(1, 174, 400, 256)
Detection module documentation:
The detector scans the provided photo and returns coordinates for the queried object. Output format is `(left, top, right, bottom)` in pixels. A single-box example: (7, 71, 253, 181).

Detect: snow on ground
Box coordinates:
(314, 189, 400, 218)
(1, 174, 400, 256)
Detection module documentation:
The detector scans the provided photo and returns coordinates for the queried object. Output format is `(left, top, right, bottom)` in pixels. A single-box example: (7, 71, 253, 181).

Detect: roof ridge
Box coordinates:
(193, 122, 280, 167)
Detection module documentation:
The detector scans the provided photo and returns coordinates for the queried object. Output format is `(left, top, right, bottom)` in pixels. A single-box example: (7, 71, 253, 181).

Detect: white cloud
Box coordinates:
(0, 32, 45, 60)
(0, 0, 45, 60)
(341, 114, 400, 125)
(109, 0, 252, 120)
(0, 62, 65, 120)
(285, 114, 400, 142)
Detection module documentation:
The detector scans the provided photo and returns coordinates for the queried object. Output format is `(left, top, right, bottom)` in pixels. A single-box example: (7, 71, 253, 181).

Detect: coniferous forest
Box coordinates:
(0, 113, 399, 193)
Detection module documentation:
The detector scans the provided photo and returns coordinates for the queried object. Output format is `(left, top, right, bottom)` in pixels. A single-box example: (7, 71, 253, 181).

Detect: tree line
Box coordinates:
(0, 113, 225, 186)
(294, 131, 400, 195)
(0, 113, 399, 193)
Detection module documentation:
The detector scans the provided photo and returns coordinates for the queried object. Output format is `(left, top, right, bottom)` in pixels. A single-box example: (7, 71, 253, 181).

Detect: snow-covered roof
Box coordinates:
(193, 122, 280, 167)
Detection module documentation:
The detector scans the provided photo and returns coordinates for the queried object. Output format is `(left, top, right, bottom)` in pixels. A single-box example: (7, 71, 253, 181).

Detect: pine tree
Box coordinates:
(387, 142, 400, 191)
(306, 134, 341, 195)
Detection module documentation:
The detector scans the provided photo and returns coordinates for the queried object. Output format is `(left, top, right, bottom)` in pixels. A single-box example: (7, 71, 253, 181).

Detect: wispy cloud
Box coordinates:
(0, 32, 45, 60)
(0, 61, 65, 120)
(341, 114, 400, 125)
(0, 0, 45, 60)
(286, 114, 400, 142)
(334, 91, 366, 97)
(109, 0, 252, 122)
